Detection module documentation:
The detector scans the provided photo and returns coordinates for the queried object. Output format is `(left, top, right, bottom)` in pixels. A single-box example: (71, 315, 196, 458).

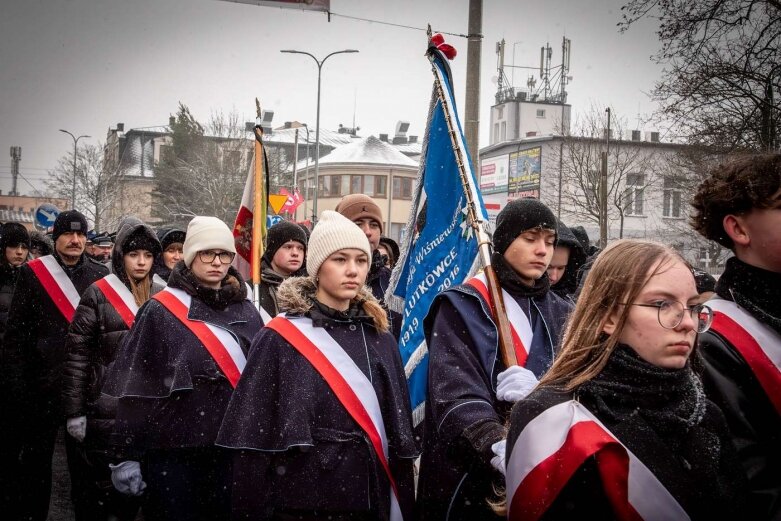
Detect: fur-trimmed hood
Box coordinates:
(277, 275, 378, 315)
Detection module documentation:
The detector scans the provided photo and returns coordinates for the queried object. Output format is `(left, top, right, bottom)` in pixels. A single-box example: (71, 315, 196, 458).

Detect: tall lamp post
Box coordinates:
(280, 48, 358, 223)
(59, 129, 90, 209)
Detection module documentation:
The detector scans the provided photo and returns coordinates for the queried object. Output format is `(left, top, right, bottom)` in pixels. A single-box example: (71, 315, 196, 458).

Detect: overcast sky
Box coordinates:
(0, 0, 662, 196)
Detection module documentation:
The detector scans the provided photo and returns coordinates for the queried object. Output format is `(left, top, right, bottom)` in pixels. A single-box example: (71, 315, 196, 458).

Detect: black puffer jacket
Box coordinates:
(5, 251, 109, 415)
(0, 261, 21, 346)
(61, 218, 164, 447)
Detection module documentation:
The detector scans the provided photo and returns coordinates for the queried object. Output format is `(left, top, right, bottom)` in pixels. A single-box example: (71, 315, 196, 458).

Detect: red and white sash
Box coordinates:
(28, 255, 81, 323)
(153, 287, 246, 388)
(506, 400, 688, 521)
(95, 274, 139, 328)
(266, 315, 403, 521)
(467, 273, 533, 366)
(708, 298, 781, 415)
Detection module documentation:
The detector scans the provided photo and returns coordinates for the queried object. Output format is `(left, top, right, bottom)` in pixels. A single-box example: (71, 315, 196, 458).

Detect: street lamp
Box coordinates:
(59, 129, 90, 209)
(280, 48, 358, 223)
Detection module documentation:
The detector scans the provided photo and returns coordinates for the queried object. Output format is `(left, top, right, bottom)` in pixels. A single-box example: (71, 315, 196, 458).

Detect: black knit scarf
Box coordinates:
(717, 256, 781, 336)
(580, 345, 707, 438)
(491, 251, 550, 298)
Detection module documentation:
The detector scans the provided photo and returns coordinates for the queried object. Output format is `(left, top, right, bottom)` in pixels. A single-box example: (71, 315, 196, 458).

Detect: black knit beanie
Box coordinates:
(52, 210, 88, 241)
(0, 222, 30, 250)
(263, 221, 307, 262)
(158, 229, 186, 251)
(493, 198, 558, 254)
(124, 228, 162, 256)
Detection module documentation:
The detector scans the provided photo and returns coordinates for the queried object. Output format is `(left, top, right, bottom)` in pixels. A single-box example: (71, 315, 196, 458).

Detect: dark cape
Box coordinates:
(416, 253, 572, 520)
(507, 346, 747, 520)
(103, 261, 262, 456)
(216, 276, 418, 520)
(698, 256, 781, 520)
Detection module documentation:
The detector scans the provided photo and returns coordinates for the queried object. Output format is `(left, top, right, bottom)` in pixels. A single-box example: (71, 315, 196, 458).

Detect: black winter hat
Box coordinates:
(157, 228, 186, 251)
(263, 221, 308, 262)
(29, 231, 53, 256)
(124, 228, 162, 256)
(493, 198, 558, 254)
(93, 232, 113, 246)
(693, 269, 717, 294)
(52, 210, 88, 241)
(0, 222, 30, 250)
(570, 225, 591, 251)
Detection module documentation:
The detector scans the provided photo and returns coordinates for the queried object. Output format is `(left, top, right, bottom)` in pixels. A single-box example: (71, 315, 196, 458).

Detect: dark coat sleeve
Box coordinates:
(61, 285, 101, 419)
(697, 331, 781, 519)
(426, 292, 505, 465)
(3, 265, 42, 405)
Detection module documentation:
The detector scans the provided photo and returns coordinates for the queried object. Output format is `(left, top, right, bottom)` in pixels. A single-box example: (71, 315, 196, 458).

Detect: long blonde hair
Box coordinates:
(127, 273, 152, 307)
(538, 239, 687, 391)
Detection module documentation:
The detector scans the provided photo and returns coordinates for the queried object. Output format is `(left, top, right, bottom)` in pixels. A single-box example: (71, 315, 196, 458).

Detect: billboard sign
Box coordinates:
(479, 154, 509, 194)
(509, 147, 541, 199)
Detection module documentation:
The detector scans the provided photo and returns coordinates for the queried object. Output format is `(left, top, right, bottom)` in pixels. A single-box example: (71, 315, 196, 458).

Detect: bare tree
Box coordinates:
(153, 104, 251, 226)
(620, 0, 780, 151)
(551, 105, 657, 242)
(46, 143, 122, 231)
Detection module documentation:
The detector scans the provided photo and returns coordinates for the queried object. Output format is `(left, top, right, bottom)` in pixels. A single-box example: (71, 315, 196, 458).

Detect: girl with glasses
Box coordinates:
(104, 216, 262, 521)
(498, 239, 747, 520)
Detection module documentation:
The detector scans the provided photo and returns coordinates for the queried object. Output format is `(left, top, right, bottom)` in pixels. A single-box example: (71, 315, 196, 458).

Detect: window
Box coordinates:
(663, 176, 684, 218)
(375, 176, 387, 197)
(497, 106, 504, 119)
(340, 175, 350, 196)
(624, 173, 645, 216)
(364, 175, 375, 196)
(351, 175, 363, 194)
(501, 122, 507, 141)
(393, 177, 414, 199)
(536, 109, 546, 118)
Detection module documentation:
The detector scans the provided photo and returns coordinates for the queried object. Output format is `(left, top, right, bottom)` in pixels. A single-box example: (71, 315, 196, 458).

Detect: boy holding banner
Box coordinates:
(417, 198, 571, 520)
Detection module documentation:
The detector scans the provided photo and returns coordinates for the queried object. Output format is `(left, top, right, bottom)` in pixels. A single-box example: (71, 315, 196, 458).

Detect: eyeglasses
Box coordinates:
(624, 300, 713, 333)
(197, 250, 235, 264)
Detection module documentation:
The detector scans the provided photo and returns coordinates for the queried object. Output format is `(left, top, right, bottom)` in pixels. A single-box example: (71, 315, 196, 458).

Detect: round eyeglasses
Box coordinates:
(197, 250, 235, 265)
(624, 301, 713, 333)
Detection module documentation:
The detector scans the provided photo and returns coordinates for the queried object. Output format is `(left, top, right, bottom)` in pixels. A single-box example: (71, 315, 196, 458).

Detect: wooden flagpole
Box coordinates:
(251, 98, 266, 309)
(426, 27, 517, 367)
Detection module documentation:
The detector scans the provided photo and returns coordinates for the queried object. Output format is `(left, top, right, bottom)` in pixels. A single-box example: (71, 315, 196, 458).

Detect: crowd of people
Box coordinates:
(0, 152, 777, 520)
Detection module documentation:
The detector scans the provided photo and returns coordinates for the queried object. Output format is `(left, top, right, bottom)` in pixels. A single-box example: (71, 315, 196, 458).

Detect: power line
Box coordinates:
(327, 11, 469, 39)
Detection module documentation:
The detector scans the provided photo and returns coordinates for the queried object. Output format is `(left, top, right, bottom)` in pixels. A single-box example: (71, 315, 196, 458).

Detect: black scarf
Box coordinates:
(168, 261, 247, 311)
(717, 256, 781, 335)
(308, 298, 374, 328)
(580, 345, 707, 439)
(491, 251, 550, 299)
(367, 249, 386, 285)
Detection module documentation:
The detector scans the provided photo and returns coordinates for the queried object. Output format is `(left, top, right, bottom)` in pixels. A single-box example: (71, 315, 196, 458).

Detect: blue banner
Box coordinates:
(386, 44, 488, 424)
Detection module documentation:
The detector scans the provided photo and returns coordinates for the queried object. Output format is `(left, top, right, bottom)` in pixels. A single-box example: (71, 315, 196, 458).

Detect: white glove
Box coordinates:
(490, 439, 507, 476)
(66, 416, 87, 442)
(496, 365, 539, 402)
(110, 461, 147, 496)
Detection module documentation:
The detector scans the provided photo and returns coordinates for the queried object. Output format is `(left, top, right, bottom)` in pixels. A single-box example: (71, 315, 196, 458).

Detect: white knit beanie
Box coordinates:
(182, 216, 236, 268)
(307, 211, 372, 277)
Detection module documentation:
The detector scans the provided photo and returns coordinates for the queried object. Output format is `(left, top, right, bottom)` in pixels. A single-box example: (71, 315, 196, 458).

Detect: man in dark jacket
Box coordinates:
(4, 210, 109, 521)
(0, 222, 30, 514)
(691, 153, 781, 520)
(335, 193, 401, 338)
(257, 220, 307, 320)
(417, 198, 573, 520)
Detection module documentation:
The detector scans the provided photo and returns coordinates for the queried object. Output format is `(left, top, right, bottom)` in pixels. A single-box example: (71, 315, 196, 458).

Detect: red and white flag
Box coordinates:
(279, 187, 303, 215)
(506, 400, 688, 521)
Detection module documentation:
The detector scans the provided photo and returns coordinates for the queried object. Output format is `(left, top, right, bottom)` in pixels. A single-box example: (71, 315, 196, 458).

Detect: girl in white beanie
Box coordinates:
(218, 211, 418, 519)
(105, 215, 262, 521)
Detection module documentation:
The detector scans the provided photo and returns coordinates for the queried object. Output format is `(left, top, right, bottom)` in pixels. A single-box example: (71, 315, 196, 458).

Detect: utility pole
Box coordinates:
(464, 0, 483, 168)
(9, 146, 21, 196)
(600, 108, 611, 249)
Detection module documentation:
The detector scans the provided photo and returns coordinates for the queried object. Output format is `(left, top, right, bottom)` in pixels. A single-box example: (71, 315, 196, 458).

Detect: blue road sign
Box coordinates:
(267, 215, 283, 228)
(35, 203, 60, 230)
